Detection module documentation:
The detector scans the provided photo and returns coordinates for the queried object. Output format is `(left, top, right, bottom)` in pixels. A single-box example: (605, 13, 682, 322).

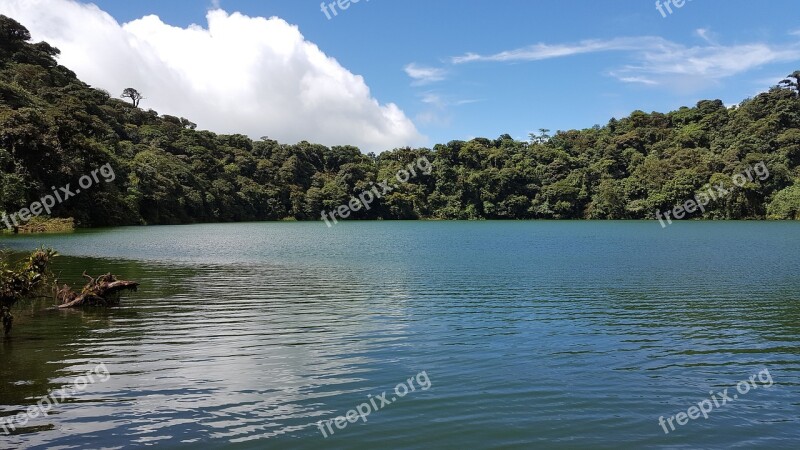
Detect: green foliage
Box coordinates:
(0, 15, 30, 49)
(0, 16, 799, 225)
(14, 216, 74, 233)
(0, 247, 58, 335)
(767, 183, 800, 219)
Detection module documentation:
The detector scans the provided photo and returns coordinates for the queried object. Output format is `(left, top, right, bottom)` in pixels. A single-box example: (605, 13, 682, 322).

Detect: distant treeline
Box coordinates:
(1, 15, 799, 226)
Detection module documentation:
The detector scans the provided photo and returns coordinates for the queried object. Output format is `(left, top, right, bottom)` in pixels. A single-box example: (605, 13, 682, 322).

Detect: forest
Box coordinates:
(1, 15, 799, 227)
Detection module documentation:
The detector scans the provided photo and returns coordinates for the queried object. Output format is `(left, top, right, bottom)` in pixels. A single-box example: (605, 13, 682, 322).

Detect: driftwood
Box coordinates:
(57, 272, 139, 308)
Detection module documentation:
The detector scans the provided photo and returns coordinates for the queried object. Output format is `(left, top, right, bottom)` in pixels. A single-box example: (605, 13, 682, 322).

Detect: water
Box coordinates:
(0, 221, 799, 449)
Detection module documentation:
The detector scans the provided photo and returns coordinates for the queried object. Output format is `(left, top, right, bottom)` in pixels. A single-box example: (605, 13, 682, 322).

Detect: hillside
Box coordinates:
(1, 15, 799, 227)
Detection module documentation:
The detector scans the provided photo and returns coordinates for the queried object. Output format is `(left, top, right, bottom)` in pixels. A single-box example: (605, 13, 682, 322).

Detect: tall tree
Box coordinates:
(121, 87, 144, 107)
(779, 71, 800, 97)
(0, 15, 30, 49)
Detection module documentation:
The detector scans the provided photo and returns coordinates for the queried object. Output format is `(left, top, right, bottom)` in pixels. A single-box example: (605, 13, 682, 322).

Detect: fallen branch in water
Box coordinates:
(57, 272, 139, 308)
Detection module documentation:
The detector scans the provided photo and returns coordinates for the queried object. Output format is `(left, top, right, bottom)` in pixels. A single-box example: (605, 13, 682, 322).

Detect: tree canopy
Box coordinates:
(121, 87, 143, 107)
(1, 15, 799, 226)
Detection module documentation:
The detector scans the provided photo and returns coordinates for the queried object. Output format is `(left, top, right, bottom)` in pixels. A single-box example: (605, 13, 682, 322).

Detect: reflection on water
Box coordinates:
(0, 222, 799, 449)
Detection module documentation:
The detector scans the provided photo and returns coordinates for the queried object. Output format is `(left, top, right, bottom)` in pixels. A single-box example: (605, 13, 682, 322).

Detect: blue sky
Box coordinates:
(4, 0, 800, 150)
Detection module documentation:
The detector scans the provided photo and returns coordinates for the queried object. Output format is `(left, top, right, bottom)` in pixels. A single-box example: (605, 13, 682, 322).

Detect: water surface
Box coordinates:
(1, 222, 799, 449)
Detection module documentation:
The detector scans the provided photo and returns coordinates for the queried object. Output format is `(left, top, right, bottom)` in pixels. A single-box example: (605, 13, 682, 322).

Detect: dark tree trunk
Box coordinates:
(57, 272, 139, 308)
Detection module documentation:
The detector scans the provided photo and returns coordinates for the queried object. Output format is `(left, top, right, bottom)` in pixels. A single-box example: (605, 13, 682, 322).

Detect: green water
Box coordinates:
(1, 221, 799, 449)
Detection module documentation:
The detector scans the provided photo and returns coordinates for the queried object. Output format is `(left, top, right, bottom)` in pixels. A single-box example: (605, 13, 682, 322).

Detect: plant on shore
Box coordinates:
(0, 216, 76, 234)
(0, 247, 58, 335)
(0, 248, 140, 335)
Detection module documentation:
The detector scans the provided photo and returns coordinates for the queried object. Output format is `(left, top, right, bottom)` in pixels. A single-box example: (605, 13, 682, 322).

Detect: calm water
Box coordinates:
(0, 221, 799, 449)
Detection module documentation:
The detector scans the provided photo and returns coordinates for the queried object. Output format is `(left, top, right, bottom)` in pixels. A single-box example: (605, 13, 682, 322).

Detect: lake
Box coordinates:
(1, 221, 799, 449)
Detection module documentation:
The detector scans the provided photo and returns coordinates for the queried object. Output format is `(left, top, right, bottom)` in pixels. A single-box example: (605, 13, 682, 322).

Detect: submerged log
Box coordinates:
(57, 272, 139, 308)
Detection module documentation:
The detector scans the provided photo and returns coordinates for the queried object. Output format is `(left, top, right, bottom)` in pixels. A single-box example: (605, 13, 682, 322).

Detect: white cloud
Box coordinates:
(404, 63, 447, 84)
(616, 42, 800, 84)
(617, 76, 658, 85)
(419, 92, 479, 108)
(420, 92, 444, 107)
(0, 0, 423, 152)
(413, 92, 478, 128)
(694, 28, 716, 45)
(451, 35, 800, 90)
(450, 37, 654, 64)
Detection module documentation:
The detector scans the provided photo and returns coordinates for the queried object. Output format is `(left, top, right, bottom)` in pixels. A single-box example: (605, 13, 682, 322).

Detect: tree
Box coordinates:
(529, 129, 551, 144)
(0, 15, 31, 48)
(2, 22, 800, 226)
(121, 88, 144, 107)
(767, 183, 800, 219)
(779, 71, 800, 97)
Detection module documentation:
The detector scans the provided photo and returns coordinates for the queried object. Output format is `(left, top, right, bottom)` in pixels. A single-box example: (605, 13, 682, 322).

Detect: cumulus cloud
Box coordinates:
(0, 0, 423, 152)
